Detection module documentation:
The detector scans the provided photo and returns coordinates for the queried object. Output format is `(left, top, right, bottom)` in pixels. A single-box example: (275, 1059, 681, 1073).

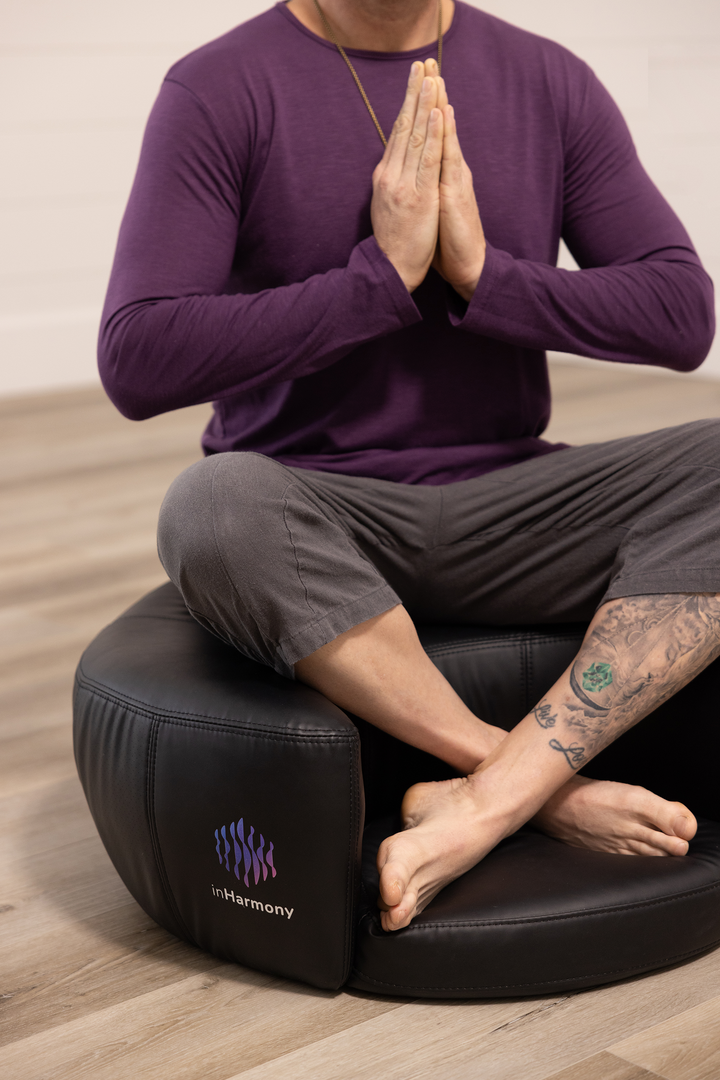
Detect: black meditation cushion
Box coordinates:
(73, 583, 720, 996)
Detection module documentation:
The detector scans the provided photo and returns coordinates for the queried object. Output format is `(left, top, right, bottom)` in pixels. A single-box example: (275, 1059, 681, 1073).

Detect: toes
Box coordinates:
(377, 864, 405, 907)
(632, 825, 689, 857)
(377, 841, 410, 911)
(652, 832, 689, 857)
(380, 887, 418, 932)
(632, 788, 698, 844)
(671, 810, 697, 842)
(652, 803, 697, 848)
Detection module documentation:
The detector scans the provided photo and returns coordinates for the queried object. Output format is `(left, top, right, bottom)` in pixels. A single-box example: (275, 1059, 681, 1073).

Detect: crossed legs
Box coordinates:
(159, 425, 720, 930)
(296, 594, 720, 930)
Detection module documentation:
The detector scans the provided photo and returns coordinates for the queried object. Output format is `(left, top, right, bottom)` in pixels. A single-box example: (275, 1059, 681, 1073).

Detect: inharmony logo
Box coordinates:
(211, 885, 294, 920)
(215, 817, 277, 888)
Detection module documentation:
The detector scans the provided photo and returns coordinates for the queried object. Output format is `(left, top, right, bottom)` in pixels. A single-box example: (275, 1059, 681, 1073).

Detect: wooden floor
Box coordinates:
(2, 360, 720, 1080)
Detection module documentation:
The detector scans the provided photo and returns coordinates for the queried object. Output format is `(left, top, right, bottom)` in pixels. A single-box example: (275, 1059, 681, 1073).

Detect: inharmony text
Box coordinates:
(211, 885, 294, 920)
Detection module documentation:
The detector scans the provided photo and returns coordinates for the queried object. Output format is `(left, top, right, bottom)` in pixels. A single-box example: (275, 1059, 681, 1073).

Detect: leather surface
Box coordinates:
(352, 626, 720, 996)
(354, 624, 586, 821)
(419, 623, 586, 728)
(74, 582, 363, 990)
(74, 583, 720, 997)
(349, 816, 720, 997)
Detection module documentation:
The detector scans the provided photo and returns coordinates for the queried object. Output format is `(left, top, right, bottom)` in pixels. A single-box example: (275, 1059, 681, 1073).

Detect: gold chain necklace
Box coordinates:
(311, 0, 443, 148)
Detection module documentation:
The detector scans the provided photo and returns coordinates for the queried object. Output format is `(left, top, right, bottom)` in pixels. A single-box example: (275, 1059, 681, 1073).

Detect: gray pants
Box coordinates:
(158, 420, 720, 680)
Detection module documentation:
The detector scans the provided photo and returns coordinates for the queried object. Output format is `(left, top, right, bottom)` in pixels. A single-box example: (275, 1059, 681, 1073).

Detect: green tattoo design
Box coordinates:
(582, 662, 613, 692)
(569, 665, 611, 711)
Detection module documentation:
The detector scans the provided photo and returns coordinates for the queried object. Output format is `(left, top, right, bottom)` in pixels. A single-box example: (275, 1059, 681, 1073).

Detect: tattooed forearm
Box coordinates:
(569, 662, 613, 712)
(534, 593, 720, 771)
(533, 701, 557, 728)
(549, 739, 586, 769)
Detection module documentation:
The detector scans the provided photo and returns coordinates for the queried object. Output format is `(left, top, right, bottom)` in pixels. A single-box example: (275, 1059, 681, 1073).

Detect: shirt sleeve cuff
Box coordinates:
(353, 235, 422, 329)
(447, 241, 505, 330)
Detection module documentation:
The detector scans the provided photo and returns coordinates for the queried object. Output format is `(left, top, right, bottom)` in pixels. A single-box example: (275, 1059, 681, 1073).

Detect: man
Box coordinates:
(100, 0, 719, 933)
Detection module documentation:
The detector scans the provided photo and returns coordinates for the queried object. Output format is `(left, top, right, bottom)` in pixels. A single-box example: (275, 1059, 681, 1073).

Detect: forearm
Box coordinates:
(477, 593, 720, 834)
(532, 594, 720, 768)
(452, 244, 715, 372)
(99, 72, 427, 420)
(99, 238, 420, 420)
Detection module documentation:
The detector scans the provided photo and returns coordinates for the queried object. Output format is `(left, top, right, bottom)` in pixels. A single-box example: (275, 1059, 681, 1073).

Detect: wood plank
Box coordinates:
(0, 972, 407, 1080)
(0, 827, 139, 952)
(611, 994, 720, 1080)
(0, 724, 76, 799)
(0, 673, 73, 742)
(0, 901, 227, 1045)
(222, 948, 720, 1080)
(2, 366, 720, 1078)
(0, 777, 391, 1048)
(544, 362, 720, 445)
(0, 778, 95, 857)
(539, 1050, 664, 1080)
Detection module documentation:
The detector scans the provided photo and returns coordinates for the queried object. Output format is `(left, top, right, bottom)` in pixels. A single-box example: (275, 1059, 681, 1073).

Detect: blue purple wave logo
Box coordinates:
(214, 818, 277, 887)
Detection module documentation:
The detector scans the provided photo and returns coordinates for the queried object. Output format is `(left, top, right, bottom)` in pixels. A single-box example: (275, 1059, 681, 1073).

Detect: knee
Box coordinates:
(677, 418, 720, 464)
(157, 452, 291, 587)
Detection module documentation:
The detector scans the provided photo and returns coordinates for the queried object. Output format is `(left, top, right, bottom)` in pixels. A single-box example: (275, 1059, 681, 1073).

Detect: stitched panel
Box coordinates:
(152, 721, 359, 990)
(72, 682, 187, 940)
(350, 819, 720, 997)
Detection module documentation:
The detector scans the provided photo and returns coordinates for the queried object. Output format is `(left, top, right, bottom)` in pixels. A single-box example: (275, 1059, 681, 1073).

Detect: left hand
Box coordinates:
(424, 61, 486, 301)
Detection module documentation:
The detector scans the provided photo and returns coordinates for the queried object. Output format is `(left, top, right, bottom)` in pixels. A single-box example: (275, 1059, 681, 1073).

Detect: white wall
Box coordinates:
(1, 0, 719, 396)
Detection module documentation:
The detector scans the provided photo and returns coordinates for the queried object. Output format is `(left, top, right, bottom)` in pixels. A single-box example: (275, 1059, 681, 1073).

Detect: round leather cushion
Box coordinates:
(349, 816, 720, 998)
(74, 583, 363, 991)
(75, 584, 720, 997)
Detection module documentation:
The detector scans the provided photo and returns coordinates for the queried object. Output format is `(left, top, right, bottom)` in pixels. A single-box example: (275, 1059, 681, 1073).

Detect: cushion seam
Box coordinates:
(348, 938, 720, 993)
(75, 672, 357, 742)
(357, 877, 720, 929)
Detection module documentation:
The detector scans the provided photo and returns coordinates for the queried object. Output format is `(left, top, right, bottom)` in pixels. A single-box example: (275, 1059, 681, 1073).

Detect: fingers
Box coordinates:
(423, 59, 448, 108)
(416, 105, 443, 193)
(384, 70, 443, 193)
(440, 103, 465, 184)
(370, 62, 446, 292)
(424, 59, 449, 111)
(384, 61, 425, 172)
(385, 63, 445, 181)
(404, 76, 440, 172)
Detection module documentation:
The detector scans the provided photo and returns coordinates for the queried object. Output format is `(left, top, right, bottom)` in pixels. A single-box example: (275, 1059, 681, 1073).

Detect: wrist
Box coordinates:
(452, 245, 486, 302)
(393, 260, 429, 294)
(454, 278, 478, 303)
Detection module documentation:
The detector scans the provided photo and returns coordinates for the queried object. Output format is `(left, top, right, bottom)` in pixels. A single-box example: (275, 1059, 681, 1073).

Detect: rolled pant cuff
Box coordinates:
(604, 569, 720, 604)
(276, 583, 401, 679)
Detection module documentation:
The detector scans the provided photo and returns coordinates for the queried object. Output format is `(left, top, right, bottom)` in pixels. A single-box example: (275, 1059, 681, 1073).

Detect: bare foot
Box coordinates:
(376, 774, 515, 931)
(533, 775, 698, 857)
(376, 772, 699, 933)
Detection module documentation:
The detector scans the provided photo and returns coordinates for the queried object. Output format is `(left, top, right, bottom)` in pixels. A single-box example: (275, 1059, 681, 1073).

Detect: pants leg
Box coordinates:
(157, 452, 402, 678)
(418, 419, 720, 625)
(158, 421, 720, 679)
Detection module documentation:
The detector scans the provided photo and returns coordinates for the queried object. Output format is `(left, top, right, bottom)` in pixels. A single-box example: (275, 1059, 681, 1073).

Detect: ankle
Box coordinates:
(466, 757, 543, 832)
(471, 721, 507, 765)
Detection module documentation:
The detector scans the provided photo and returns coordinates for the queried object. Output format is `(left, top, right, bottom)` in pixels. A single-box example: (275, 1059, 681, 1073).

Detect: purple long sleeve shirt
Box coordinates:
(100, 1, 715, 485)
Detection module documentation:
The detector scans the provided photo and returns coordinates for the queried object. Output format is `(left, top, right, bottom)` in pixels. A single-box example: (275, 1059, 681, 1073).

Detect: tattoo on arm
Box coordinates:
(533, 701, 557, 728)
(531, 594, 720, 772)
(569, 665, 612, 711)
(549, 739, 586, 769)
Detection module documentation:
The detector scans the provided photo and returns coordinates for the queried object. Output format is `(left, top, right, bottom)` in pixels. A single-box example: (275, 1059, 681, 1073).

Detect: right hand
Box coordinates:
(371, 62, 444, 293)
